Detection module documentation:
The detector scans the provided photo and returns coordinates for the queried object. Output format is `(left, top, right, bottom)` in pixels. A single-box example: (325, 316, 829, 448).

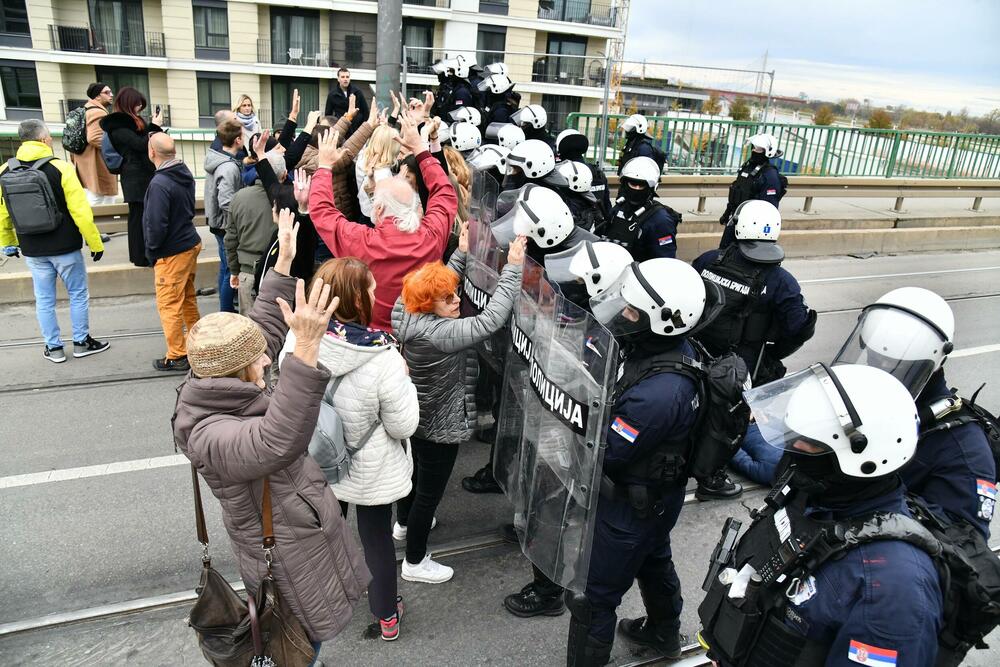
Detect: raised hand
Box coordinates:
(347, 93, 357, 118)
(392, 111, 423, 155)
(507, 236, 527, 266)
(289, 88, 301, 122)
(293, 168, 311, 211)
(252, 129, 270, 160)
(317, 129, 342, 167)
(389, 90, 402, 119)
(277, 278, 340, 366)
(422, 90, 435, 119)
(458, 221, 470, 253)
(304, 110, 322, 134)
(368, 99, 380, 125)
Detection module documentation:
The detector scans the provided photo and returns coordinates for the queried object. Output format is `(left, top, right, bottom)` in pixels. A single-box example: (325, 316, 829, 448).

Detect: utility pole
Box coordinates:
(376, 0, 402, 110)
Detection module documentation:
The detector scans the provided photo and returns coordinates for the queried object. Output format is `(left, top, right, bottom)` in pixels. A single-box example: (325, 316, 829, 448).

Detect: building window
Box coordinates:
(88, 0, 148, 56)
(95, 66, 151, 109)
(269, 8, 320, 66)
(193, 1, 229, 59)
(1, 61, 40, 113)
(270, 77, 319, 128)
(330, 12, 376, 70)
(540, 94, 580, 132)
(402, 19, 434, 73)
(480, 0, 509, 16)
(476, 25, 506, 66)
(197, 72, 230, 128)
(0, 0, 29, 34)
(539, 34, 587, 85)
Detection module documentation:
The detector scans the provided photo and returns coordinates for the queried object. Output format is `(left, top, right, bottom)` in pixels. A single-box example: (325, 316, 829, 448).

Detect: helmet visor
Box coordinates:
(588, 264, 650, 338)
(491, 198, 535, 245)
(467, 147, 501, 172)
(831, 305, 947, 397)
(543, 241, 589, 284)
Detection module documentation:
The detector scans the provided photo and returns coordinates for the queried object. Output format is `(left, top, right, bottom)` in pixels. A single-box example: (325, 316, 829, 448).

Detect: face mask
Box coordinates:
(777, 451, 899, 509)
(503, 172, 526, 190)
(621, 184, 650, 207)
(749, 150, 769, 164)
(559, 281, 591, 310)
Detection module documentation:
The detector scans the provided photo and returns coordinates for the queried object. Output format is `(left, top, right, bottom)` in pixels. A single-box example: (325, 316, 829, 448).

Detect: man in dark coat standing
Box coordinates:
(324, 68, 369, 138)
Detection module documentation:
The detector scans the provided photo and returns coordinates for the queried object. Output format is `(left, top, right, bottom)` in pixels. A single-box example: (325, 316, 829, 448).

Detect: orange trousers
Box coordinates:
(154, 243, 202, 359)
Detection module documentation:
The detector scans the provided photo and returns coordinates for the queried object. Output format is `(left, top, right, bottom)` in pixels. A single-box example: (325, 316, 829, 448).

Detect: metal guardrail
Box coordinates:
(569, 113, 1000, 179)
(47, 24, 166, 58)
(537, 0, 622, 28)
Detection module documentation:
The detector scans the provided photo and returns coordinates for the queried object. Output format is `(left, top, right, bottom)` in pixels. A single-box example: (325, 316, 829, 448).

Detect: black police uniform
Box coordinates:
(692, 245, 815, 384)
(567, 337, 700, 664)
(436, 76, 478, 118)
(617, 132, 657, 175)
(718, 154, 785, 247)
(601, 195, 679, 261)
(431, 74, 455, 118)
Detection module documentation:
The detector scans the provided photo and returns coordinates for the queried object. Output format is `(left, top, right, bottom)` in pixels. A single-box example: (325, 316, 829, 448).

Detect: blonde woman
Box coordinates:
(233, 94, 262, 145)
(442, 145, 471, 223)
(355, 124, 400, 225)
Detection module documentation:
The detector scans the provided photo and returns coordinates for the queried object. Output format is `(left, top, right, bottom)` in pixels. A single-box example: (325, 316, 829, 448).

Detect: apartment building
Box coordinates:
(0, 0, 627, 132)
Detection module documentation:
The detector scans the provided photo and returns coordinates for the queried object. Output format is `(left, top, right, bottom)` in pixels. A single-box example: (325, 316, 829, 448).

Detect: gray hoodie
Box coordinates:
(203, 147, 243, 234)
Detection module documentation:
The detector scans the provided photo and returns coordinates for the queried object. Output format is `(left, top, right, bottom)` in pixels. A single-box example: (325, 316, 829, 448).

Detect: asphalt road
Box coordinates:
(1, 249, 999, 666)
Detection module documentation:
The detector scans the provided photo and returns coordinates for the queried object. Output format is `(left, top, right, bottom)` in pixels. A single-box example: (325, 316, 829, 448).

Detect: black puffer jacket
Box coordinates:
(100, 112, 162, 203)
(391, 251, 521, 443)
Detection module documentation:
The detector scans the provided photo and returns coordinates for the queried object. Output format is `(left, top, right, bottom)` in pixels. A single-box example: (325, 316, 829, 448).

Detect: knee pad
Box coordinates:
(564, 590, 592, 624)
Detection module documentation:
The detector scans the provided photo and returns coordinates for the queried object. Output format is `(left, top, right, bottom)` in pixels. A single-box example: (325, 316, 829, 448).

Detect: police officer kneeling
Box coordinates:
(699, 364, 944, 666)
(565, 258, 725, 666)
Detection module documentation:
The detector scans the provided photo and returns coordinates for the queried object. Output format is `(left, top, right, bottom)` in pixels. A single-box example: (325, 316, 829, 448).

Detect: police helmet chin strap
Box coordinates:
(811, 363, 868, 453)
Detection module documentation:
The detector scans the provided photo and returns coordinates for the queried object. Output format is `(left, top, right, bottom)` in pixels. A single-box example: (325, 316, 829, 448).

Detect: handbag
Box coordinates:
(186, 465, 316, 667)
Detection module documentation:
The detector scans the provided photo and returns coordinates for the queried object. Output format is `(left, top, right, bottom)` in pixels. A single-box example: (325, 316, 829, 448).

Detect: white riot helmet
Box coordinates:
(832, 287, 955, 397)
(545, 241, 635, 298)
(450, 122, 482, 152)
(505, 139, 555, 179)
(555, 160, 593, 193)
(511, 104, 548, 130)
(744, 364, 919, 478)
(733, 200, 783, 263)
(622, 114, 648, 135)
(452, 54, 472, 79)
(747, 133, 782, 158)
(467, 144, 509, 173)
(478, 73, 515, 95)
(449, 106, 482, 126)
(492, 184, 574, 248)
(590, 258, 722, 337)
(496, 124, 525, 149)
(620, 156, 661, 189)
(485, 62, 509, 77)
(437, 121, 451, 144)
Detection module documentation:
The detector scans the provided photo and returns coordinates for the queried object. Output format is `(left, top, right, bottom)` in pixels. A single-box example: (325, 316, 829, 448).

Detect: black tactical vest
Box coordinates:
(600, 198, 664, 255)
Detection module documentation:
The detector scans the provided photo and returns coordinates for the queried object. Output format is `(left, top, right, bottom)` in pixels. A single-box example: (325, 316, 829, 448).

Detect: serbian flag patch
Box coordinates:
(977, 479, 997, 520)
(848, 640, 898, 664)
(611, 417, 639, 443)
(766, 188, 778, 195)
(658, 234, 674, 246)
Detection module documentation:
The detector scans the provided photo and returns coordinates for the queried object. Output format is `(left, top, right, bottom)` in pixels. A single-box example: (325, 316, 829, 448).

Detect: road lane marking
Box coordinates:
(800, 265, 1000, 284)
(0, 454, 187, 489)
(950, 343, 1000, 359)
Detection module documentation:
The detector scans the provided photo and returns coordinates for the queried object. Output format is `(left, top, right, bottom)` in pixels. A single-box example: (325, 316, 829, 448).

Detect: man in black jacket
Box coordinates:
(143, 133, 201, 372)
(324, 68, 369, 138)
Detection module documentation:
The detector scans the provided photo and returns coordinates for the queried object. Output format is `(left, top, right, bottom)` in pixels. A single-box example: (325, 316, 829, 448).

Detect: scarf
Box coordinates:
(235, 111, 258, 132)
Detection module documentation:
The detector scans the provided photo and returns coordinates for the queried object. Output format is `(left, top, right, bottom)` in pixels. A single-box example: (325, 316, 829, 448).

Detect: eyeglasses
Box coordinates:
(102, 89, 112, 95)
(436, 292, 460, 304)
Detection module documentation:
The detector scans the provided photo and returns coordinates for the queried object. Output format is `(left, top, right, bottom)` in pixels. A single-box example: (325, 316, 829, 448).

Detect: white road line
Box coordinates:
(950, 343, 1000, 359)
(800, 265, 1000, 284)
(0, 454, 186, 490)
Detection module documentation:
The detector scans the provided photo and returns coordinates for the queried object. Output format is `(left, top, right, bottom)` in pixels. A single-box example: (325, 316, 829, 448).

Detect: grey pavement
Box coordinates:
(1, 249, 1000, 665)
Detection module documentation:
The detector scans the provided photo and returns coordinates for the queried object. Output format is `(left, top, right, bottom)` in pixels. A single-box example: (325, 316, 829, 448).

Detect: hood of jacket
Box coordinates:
(14, 141, 55, 162)
(204, 147, 239, 175)
(318, 320, 399, 377)
(153, 161, 195, 189)
(100, 111, 142, 134)
(172, 375, 270, 449)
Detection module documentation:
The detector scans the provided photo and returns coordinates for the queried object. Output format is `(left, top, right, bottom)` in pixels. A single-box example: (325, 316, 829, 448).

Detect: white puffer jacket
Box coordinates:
(281, 322, 418, 506)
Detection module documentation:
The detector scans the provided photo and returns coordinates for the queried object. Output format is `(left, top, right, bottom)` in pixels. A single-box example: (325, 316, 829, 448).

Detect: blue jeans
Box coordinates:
(214, 233, 236, 312)
(308, 641, 322, 667)
(24, 250, 90, 348)
(730, 422, 782, 486)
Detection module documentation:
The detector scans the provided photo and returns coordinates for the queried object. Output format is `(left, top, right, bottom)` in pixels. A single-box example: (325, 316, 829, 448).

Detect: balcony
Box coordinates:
(60, 99, 172, 126)
(538, 0, 620, 28)
(531, 55, 607, 88)
(359, 0, 451, 6)
(256, 39, 376, 70)
(48, 24, 165, 58)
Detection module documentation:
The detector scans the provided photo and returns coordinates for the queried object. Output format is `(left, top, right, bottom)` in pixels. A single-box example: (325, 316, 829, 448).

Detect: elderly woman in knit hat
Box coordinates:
(171, 210, 371, 659)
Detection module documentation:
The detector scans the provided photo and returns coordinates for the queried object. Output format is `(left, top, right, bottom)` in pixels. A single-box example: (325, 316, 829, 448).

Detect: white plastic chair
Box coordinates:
(288, 47, 303, 65)
(314, 51, 328, 67)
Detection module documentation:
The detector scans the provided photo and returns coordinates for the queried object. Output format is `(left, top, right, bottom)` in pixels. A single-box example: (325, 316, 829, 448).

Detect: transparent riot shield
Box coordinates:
(459, 213, 507, 373)
(495, 257, 619, 593)
(470, 169, 486, 219)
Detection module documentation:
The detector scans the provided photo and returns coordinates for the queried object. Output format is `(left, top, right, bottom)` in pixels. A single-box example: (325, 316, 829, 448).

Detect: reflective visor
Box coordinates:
(588, 263, 650, 338)
(492, 198, 538, 245)
(544, 241, 591, 284)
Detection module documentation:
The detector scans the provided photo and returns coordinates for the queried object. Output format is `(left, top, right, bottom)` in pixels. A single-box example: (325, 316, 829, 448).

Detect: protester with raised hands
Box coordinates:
(309, 111, 457, 331)
(173, 209, 370, 657)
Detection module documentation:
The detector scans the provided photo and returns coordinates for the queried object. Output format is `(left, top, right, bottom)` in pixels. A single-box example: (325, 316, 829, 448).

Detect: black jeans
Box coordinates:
(126, 202, 150, 267)
(339, 502, 397, 620)
(396, 436, 460, 564)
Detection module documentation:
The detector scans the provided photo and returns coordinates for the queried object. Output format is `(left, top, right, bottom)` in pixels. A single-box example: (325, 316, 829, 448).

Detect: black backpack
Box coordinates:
(648, 139, 667, 174)
(62, 106, 90, 155)
(0, 157, 61, 236)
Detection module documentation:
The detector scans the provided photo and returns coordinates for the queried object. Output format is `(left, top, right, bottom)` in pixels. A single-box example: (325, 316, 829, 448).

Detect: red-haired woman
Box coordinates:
(100, 86, 164, 267)
(281, 256, 419, 642)
(390, 229, 526, 584)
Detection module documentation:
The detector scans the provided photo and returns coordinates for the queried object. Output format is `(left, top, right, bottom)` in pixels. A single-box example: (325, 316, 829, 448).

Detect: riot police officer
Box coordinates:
(565, 258, 724, 665)
(492, 183, 595, 265)
(555, 160, 605, 233)
(833, 286, 997, 538)
(617, 114, 662, 175)
(479, 71, 519, 127)
(466, 144, 509, 189)
(599, 156, 680, 261)
(501, 139, 561, 194)
(701, 364, 944, 666)
(512, 104, 556, 149)
(718, 133, 786, 246)
(449, 121, 482, 159)
(557, 129, 611, 219)
(432, 55, 479, 118)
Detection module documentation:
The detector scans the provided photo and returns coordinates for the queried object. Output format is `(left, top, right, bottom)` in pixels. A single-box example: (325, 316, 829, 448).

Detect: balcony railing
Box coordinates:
(60, 99, 171, 127)
(359, 0, 451, 6)
(256, 39, 376, 70)
(402, 47, 607, 90)
(538, 0, 620, 28)
(48, 24, 165, 57)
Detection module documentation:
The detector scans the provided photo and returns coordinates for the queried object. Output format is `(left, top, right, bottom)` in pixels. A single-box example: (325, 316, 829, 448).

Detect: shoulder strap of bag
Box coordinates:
(261, 478, 275, 551)
(329, 372, 383, 455)
(190, 464, 211, 564)
(29, 156, 56, 172)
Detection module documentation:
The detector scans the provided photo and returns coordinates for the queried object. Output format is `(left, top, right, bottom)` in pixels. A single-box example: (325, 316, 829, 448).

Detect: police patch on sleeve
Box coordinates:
(658, 235, 674, 246)
(766, 188, 777, 196)
(848, 640, 897, 664)
(611, 417, 639, 443)
(977, 479, 997, 520)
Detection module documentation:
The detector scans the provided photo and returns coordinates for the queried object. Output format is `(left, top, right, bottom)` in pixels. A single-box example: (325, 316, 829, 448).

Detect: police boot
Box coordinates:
(695, 469, 743, 501)
(503, 582, 566, 618)
(616, 617, 683, 658)
(461, 464, 502, 494)
(566, 592, 612, 666)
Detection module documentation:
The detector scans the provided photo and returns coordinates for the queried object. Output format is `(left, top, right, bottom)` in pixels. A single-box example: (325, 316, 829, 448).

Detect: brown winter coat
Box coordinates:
(71, 102, 118, 197)
(296, 115, 374, 222)
(172, 270, 371, 642)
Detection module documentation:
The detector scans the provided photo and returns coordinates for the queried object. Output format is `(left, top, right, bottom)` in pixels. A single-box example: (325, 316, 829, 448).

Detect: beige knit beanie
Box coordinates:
(186, 312, 268, 378)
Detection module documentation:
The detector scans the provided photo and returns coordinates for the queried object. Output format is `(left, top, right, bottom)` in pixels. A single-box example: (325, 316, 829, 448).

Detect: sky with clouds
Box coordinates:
(622, 0, 1000, 115)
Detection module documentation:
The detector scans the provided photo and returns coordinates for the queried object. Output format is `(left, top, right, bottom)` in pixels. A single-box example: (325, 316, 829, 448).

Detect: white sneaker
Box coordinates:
(392, 516, 437, 541)
(401, 554, 454, 584)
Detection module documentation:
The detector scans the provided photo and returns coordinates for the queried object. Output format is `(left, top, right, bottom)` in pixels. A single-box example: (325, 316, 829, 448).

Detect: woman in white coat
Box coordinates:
(282, 256, 418, 642)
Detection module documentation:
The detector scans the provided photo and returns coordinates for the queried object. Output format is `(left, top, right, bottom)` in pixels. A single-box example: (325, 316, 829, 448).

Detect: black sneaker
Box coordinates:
(43, 346, 66, 364)
(695, 470, 744, 501)
(617, 617, 684, 658)
(153, 356, 190, 372)
(461, 464, 502, 494)
(73, 335, 111, 358)
(503, 585, 566, 618)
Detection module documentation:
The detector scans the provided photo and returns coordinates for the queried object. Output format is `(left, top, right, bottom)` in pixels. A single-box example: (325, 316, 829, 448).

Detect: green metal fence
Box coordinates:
(568, 113, 1000, 179)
